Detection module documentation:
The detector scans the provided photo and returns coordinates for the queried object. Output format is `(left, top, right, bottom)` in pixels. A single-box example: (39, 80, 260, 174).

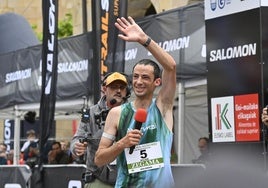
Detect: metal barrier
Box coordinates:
(171, 164, 206, 188)
(1, 164, 207, 188)
(0, 165, 32, 188)
(31, 164, 86, 188)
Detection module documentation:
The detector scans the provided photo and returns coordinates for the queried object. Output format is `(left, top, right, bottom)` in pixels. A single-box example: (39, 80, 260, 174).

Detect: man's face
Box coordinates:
(0, 145, 6, 152)
(104, 80, 127, 106)
(52, 144, 61, 154)
(198, 139, 208, 154)
(60, 142, 67, 151)
(132, 64, 159, 97)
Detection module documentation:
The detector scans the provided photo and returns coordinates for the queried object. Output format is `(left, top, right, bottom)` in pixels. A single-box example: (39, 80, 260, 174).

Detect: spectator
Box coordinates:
(21, 129, 38, 153)
(48, 141, 70, 164)
(0, 143, 7, 165)
(60, 140, 73, 163)
(192, 137, 210, 165)
(24, 141, 39, 168)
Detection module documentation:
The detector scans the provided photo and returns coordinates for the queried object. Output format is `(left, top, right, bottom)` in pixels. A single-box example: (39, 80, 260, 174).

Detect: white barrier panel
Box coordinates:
(0, 165, 32, 188)
(68, 180, 82, 188)
(5, 184, 22, 188)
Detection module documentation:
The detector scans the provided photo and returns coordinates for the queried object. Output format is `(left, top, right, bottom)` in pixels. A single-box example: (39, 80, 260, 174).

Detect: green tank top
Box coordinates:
(115, 99, 175, 188)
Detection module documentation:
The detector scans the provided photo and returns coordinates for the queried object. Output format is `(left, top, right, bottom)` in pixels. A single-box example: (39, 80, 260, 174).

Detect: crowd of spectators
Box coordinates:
(0, 129, 76, 168)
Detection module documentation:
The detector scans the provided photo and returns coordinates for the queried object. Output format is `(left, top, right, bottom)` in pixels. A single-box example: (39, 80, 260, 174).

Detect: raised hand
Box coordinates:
(115, 16, 147, 44)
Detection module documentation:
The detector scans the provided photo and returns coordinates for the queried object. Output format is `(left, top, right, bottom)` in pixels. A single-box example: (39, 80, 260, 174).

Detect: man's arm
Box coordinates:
(94, 106, 142, 167)
(150, 37, 177, 132)
(70, 122, 88, 157)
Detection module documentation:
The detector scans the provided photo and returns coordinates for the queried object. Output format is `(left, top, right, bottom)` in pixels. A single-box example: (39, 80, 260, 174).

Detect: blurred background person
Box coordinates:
(24, 141, 39, 168)
(48, 141, 71, 164)
(192, 137, 210, 165)
(21, 129, 38, 153)
(0, 143, 7, 165)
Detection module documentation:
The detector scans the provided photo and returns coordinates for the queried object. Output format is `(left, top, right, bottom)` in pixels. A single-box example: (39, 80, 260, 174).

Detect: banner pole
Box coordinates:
(13, 105, 20, 165)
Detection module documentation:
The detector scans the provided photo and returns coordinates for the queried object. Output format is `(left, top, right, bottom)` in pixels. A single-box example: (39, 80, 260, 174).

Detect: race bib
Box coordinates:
(125, 141, 164, 174)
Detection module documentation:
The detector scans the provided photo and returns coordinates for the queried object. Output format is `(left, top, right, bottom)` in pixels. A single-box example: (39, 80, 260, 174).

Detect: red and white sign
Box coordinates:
(234, 93, 260, 141)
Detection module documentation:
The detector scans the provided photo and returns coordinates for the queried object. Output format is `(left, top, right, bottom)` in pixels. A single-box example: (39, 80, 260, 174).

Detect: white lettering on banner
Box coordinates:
(4, 120, 11, 151)
(235, 103, 258, 111)
(45, 0, 56, 95)
(101, 0, 109, 11)
(68, 180, 82, 188)
(158, 36, 190, 52)
(100, 0, 109, 74)
(5, 68, 31, 83)
(58, 60, 88, 73)
(237, 112, 257, 121)
(125, 36, 190, 60)
(209, 43, 257, 62)
(125, 48, 138, 61)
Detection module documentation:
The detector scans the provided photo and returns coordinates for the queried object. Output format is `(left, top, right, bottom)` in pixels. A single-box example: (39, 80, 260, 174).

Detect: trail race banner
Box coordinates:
(93, 0, 127, 75)
(91, 0, 127, 102)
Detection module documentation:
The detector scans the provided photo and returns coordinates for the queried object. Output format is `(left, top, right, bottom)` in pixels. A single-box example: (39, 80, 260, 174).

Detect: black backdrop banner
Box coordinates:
(0, 2, 205, 110)
(38, 0, 58, 164)
(123, 3, 206, 81)
(0, 32, 92, 110)
(33, 1, 59, 187)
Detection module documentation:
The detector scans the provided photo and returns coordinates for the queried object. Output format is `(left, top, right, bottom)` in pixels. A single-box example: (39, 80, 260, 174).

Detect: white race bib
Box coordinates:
(124, 141, 164, 174)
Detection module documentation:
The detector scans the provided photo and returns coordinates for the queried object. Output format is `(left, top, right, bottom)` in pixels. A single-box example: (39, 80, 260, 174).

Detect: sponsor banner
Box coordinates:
(0, 33, 92, 109)
(211, 93, 260, 142)
(39, 0, 58, 167)
(206, 0, 262, 143)
(93, 0, 127, 76)
(91, 0, 127, 102)
(208, 43, 257, 63)
(234, 93, 260, 141)
(3, 119, 15, 151)
(124, 3, 206, 81)
(211, 96, 235, 142)
(205, 0, 260, 20)
(0, 2, 206, 109)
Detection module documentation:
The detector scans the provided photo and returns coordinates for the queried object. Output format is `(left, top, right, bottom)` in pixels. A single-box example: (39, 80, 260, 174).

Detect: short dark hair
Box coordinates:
(26, 129, 36, 136)
(52, 141, 61, 148)
(133, 59, 161, 80)
(199, 137, 209, 143)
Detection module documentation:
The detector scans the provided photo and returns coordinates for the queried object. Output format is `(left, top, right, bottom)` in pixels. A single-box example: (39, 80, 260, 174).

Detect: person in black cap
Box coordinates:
(70, 72, 130, 188)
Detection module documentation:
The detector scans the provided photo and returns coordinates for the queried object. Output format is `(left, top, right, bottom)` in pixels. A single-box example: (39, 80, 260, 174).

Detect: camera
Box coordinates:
(94, 109, 109, 128)
(79, 137, 91, 143)
(81, 108, 90, 123)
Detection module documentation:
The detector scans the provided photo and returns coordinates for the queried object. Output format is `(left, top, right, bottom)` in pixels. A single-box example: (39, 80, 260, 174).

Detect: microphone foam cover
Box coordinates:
(134, 108, 147, 123)
(110, 99, 117, 105)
